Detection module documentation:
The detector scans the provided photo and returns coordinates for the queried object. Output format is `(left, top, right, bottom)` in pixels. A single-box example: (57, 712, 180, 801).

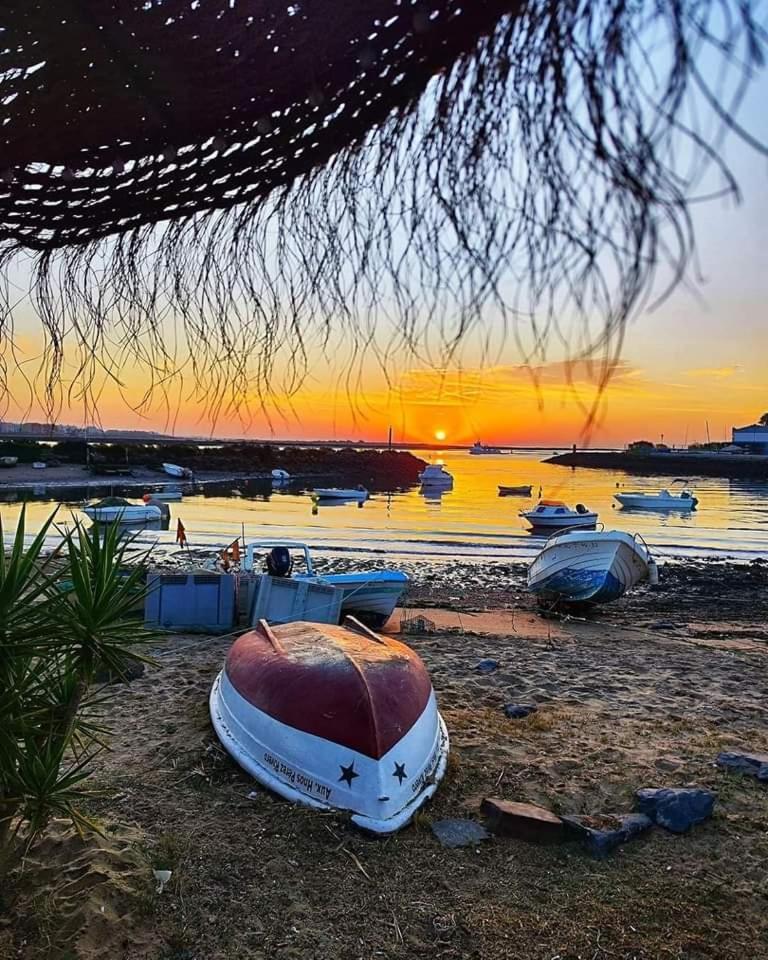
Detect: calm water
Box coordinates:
(3, 451, 767, 563)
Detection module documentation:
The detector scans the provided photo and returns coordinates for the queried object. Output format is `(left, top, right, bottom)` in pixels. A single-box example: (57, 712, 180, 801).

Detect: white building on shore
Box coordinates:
(732, 424, 768, 454)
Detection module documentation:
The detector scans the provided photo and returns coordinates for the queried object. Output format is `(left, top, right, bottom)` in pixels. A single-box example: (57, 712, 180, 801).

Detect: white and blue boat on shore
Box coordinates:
(243, 540, 408, 628)
(528, 529, 657, 605)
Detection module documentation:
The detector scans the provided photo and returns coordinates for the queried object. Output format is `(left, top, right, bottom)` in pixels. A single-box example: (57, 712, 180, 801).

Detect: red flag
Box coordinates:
(230, 539, 241, 564)
(176, 519, 187, 546)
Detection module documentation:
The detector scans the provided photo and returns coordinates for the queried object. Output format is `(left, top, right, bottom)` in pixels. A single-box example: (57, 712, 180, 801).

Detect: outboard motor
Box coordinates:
(575, 503, 589, 514)
(266, 547, 293, 578)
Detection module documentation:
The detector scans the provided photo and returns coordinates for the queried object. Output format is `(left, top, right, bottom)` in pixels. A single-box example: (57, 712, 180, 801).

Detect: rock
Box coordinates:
(480, 798, 565, 844)
(561, 813, 652, 858)
(475, 658, 499, 675)
(655, 756, 684, 772)
(503, 703, 538, 719)
(716, 751, 768, 782)
(430, 819, 490, 848)
(648, 619, 679, 631)
(635, 787, 715, 833)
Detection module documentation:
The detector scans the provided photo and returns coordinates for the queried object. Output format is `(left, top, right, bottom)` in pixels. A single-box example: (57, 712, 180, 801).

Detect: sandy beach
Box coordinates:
(3, 556, 766, 960)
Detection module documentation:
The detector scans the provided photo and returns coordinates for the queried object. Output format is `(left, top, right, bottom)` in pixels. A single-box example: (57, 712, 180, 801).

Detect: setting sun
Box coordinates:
(434, 429, 447, 442)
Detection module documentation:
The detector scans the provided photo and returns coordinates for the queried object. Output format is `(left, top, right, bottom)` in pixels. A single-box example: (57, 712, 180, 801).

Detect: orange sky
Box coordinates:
(2, 134, 766, 446)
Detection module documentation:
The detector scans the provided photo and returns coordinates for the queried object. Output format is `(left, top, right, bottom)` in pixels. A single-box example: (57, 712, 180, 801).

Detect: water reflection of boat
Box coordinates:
(528, 530, 657, 604)
(209, 617, 449, 834)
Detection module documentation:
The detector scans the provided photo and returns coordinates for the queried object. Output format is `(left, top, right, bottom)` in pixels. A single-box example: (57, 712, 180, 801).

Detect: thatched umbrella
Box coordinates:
(0, 1, 765, 421)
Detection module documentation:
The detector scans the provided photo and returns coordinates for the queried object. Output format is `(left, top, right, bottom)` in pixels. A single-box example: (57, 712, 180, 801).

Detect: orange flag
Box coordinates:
(176, 519, 187, 546)
(230, 539, 241, 564)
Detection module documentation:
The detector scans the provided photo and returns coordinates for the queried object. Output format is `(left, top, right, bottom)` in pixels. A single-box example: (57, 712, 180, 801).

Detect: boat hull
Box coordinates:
(499, 485, 532, 496)
(210, 621, 448, 833)
(528, 533, 649, 604)
(300, 571, 408, 628)
(313, 488, 368, 501)
(614, 494, 697, 511)
(83, 505, 162, 524)
(522, 512, 598, 530)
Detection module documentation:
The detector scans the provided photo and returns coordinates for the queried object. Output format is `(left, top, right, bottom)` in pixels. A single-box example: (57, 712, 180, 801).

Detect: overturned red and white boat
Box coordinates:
(210, 618, 449, 834)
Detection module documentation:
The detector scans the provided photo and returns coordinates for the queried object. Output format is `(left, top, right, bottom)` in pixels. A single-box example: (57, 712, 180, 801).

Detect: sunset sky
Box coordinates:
(3, 88, 766, 448)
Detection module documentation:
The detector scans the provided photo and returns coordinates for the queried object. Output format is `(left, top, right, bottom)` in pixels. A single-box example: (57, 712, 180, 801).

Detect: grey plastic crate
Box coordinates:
(145, 571, 236, 632)
(250, 575, 342, 626)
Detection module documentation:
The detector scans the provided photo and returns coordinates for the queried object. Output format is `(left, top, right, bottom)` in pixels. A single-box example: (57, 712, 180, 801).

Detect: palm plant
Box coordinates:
(0, 508, 155, 867)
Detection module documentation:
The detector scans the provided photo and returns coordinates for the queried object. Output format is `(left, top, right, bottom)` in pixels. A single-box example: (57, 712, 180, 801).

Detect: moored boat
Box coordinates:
(271, 468, 290, 483)
(528, 529, 657, 604)
(162, 462, 192, 479)
(614, 488, 698, 511)
(312, 486, 368, 501)
(82, 497, 163, 524)
(469, 441, 504, 455)
(143, 489, 183, 502)
(243, 540, 408, 628)
(418, 463, 453, 487)
(520, 499, 598, 530)
(0, 456, 18, 467)
(209, 618, 449, 833)
(498, 484, 532, 496)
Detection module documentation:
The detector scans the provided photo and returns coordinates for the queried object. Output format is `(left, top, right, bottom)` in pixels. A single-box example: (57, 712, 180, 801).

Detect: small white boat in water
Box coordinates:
(498, 484, 532, 496)
(209, 618, 449, 834)
(83, 497, 162, 524)
(271, 468, 290, 483)
(162, 462, 192, 479)
(528, 529, 657, 604)
(614, 488, 698, 511)
(470, 441, 504, 455)
(312, 486, 368, 502)
(243, 540, 408, 628)
(520, 500, 598, 530)
(0, 456, 18, 468)
(418, 463, 453, 487)
(143, 489, 183, 502)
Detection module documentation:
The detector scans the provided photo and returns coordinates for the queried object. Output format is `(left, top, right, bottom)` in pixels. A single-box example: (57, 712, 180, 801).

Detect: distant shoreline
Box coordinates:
(546, 450, 768, 480)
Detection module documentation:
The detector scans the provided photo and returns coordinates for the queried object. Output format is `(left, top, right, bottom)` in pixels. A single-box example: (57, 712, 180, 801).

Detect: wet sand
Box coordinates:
(4, 559, 767, 960)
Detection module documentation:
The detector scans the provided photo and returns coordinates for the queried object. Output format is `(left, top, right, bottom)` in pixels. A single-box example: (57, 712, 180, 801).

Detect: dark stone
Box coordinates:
(94, 660, 146, 684)
(503, 703, 538, 719)
(430, 819, 490, 848)
(480, 798, 565, 844)
(561, 813, 652, 858)
(635, 787, 715, 833)
(648, 620, 679, 631)
(716, 751, 768, 782)
(475, 658, 499, 675)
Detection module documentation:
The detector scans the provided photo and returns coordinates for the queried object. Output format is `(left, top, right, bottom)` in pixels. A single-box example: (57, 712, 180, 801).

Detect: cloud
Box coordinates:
(684, 366, 741, 379)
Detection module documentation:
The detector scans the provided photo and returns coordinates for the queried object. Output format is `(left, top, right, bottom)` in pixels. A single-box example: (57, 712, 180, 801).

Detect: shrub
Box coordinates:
(0, 508, 155, 867)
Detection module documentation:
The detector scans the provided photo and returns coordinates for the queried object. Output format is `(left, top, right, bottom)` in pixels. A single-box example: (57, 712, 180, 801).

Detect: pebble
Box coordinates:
(475, 658, 499, 674)
(635, 787, 715, 833)
(503, 703, 538, 719)
(716, 751, 768, 782)
(430, 819, 490, 848)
